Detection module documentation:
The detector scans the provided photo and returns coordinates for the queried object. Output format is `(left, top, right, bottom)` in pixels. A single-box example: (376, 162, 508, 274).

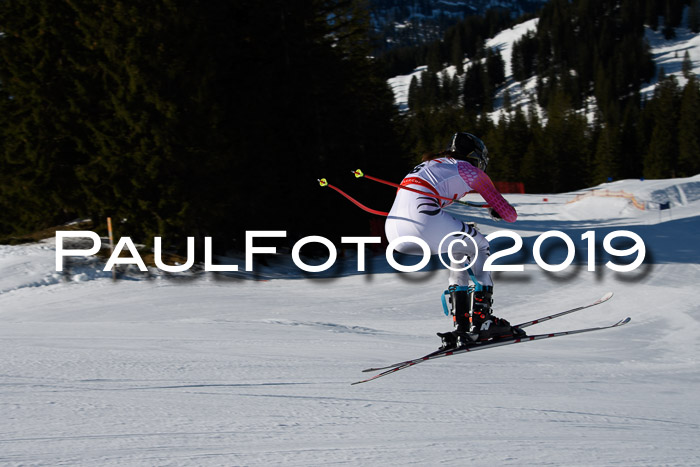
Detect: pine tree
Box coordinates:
(408, 76, 420, 110)
(593, 125, 621, 185)
(486, 48, 506, 90)
(511, 30, 537, 82)
(677, 76, 700, 177)
(521, 127, 545, 192)
(644, 76, 681, 178)
(645, 0, 659, 30)
(619, 100, 644, 179)
(690, 0, 700, 33)
(682, 51, 693, 79)
(463, 60, 487, 114)
(542, 88, 591, 192)
(484, 121, 507, 182)
(451, 27, 465, 75)
(421, 70, 441, 108)
(489, 107, 531, 183)
(511, 39, 525, 82)
(448, 74, 461, 106)
(662, 2, 676, 39)
(503, 89, 513, 113)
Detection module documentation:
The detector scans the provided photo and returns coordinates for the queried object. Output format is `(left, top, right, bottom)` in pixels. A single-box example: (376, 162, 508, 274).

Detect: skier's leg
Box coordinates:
(446, 225, 491, 288)
(443, 226, 526, 343)
(436, 224, 489, 348)
(386, 194, 524, 345)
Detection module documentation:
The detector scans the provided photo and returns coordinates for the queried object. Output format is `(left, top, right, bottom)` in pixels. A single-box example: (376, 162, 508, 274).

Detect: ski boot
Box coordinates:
(437, 285, 473, 350)
(464, 286, 527, 345)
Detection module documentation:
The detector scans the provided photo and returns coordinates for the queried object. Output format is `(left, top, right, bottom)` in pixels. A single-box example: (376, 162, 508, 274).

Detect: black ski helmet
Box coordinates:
(447, 132, 489, 171)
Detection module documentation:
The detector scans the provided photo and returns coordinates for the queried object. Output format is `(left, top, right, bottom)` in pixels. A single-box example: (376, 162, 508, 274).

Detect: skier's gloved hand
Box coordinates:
(489, 207, 502, 222)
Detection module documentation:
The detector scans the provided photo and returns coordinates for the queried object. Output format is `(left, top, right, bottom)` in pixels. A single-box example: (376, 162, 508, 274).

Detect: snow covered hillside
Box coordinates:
(370, 0, 546, 50)
(388, 13, 700, 118)
(642, 22, 700, 96)
(388, 18, 539, 113)
(1, 176, 699, 466)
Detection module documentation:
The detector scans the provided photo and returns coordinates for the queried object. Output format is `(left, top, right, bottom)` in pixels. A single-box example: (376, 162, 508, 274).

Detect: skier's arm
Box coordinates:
(457, 162, 517, 222)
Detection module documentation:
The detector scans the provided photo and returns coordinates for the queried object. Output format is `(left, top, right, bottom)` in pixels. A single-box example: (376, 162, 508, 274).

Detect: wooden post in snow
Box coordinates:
(107, 217, 116, 280)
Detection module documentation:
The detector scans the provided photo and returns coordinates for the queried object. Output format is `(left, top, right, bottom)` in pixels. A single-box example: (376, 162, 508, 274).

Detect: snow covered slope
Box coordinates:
(387, 18, 538, 113)
(388, 12, 700, 117)
(1, 176, 699, 466)
(642, 22, 700, 96)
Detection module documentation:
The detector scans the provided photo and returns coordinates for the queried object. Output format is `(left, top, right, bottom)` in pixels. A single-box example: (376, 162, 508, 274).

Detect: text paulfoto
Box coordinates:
(55, 230, 646, 274)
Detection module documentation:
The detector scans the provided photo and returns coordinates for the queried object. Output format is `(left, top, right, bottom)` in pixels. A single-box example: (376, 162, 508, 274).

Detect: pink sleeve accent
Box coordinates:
(457, 161, 517, 222)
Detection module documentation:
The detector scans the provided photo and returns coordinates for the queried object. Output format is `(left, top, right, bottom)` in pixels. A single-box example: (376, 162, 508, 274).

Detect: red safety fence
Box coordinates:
(493, 181, 525, 193)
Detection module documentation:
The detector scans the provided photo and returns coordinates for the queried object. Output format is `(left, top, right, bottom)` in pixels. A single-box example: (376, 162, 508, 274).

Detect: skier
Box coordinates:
(385, 132, 525, 349)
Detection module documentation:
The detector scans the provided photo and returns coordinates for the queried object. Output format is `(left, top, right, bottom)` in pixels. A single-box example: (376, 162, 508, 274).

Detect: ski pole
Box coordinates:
(318, 178, 389, 216)
(352, 169, 490, 209)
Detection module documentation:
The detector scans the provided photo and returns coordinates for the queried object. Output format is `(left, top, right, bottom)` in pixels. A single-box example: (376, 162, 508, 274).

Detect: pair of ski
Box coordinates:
(353, 292, 629, 385)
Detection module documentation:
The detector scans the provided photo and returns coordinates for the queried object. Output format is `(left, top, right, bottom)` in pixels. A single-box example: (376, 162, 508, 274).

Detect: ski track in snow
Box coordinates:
(1, 176, 700, 466)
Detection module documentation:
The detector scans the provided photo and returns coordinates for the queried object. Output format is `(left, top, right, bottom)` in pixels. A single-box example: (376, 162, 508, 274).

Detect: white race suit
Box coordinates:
(385, 157, 517, 287)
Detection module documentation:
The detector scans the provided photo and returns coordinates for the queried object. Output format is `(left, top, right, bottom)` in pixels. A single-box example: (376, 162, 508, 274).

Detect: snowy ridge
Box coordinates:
(387, 18, 539, 113)
(1, 176, 699, 465)
(388, 13, 700, 120)
(642, 22, 700, 96)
